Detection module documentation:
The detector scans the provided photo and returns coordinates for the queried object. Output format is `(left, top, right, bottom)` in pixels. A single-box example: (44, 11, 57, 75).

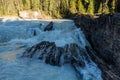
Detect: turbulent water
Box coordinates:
(0, 18, 102, 80)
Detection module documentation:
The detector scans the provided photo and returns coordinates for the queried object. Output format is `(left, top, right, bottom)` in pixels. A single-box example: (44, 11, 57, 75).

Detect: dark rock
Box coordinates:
(44, 22, 53, 31)
(74, 14, 120, 80)
(33, 30, 37, 36)
(22, 41, 89, 67)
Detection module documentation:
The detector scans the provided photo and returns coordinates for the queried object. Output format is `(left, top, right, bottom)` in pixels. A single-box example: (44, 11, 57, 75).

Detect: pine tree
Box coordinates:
(69, 0, 77, 14)
(110, 0, 116, 13)
(39, 0, 43, 11)
(87, 0, 94, 14)
(60, 0, 69, 15)
(22, 0, 31, 10)
(0, 0, 119, 17)
(98, 2, 103, 14)
(42, 0, 49, 13)
(7, 0, 16, 15)
(0, 0, 4, 15)
(102, 0, 109, 14)
(48, 0, 54, 15)
(30, 0, 40, 11)
(77, 0, 86, 14)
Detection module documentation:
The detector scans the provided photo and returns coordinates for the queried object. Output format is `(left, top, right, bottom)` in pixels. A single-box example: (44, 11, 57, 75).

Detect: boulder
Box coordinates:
(44, 22, 53, 31)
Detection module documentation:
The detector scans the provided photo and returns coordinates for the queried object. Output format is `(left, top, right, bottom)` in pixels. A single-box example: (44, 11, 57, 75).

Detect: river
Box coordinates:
(0, 18, 102, 80)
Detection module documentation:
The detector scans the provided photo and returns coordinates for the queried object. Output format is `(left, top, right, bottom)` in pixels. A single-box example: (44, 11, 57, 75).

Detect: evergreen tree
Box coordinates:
(0, 0, 4, 15)
(102, 0, 109, 14)
(22, 0, 31, 10)
(77, 0, 86, 14)
(87, 0, 94, 14)
(110, 0, 116, 13)
(60, 0, 69, 15)
(98, 2, 103, 14)
(0, 0, 119, 17)
(42, 0, 49, 13)
(39, 0, 43, 11)
(30, 0, 40, 11)
(7, 0, 16, 15)
(69, 0, 77, 14)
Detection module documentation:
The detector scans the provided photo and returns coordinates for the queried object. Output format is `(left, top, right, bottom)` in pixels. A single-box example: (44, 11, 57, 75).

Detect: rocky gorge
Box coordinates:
(74, 14, 120, 80)
(0, 13, 120, 80)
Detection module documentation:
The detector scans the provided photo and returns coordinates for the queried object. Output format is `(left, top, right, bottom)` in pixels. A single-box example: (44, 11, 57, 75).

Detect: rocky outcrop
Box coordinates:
(22, 41, 90, 67)
(44, 22, 53, 31)
(22, 41, 100, 79)
(74, 14, 120, 80)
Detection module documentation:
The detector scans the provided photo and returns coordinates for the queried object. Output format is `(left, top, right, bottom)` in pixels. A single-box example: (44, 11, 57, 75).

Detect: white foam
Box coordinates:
(1, 17, 19, 22)
(8, 38, 38, 45)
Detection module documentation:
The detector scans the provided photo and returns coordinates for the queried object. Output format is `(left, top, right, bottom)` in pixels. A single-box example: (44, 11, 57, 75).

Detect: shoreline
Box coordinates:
(0, 16, 73, 22)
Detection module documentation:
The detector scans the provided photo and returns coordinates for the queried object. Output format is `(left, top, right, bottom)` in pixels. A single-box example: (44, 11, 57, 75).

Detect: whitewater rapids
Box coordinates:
(0, 18, 102, 80)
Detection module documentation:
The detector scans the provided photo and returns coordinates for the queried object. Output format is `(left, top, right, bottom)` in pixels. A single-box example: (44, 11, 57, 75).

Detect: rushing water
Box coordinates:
(0, 18, 102, 80)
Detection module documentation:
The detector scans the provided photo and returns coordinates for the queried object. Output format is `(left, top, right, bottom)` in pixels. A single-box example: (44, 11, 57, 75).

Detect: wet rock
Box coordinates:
(74, 14, 120, 80)
(44, 22, 53, 31)
(22, 41, 90, 67)
(70, 44, 85, 67)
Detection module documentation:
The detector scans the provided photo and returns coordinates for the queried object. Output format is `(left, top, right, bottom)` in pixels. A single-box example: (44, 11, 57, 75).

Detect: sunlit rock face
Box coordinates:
(19, 10, 41, 19)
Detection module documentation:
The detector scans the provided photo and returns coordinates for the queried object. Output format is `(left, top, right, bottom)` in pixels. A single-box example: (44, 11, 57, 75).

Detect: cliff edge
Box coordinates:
(74, 14, 120, 80)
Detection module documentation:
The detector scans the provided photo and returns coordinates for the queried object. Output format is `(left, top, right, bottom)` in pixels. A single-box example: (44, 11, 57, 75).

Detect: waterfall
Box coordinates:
(0, 19, 102, 80)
